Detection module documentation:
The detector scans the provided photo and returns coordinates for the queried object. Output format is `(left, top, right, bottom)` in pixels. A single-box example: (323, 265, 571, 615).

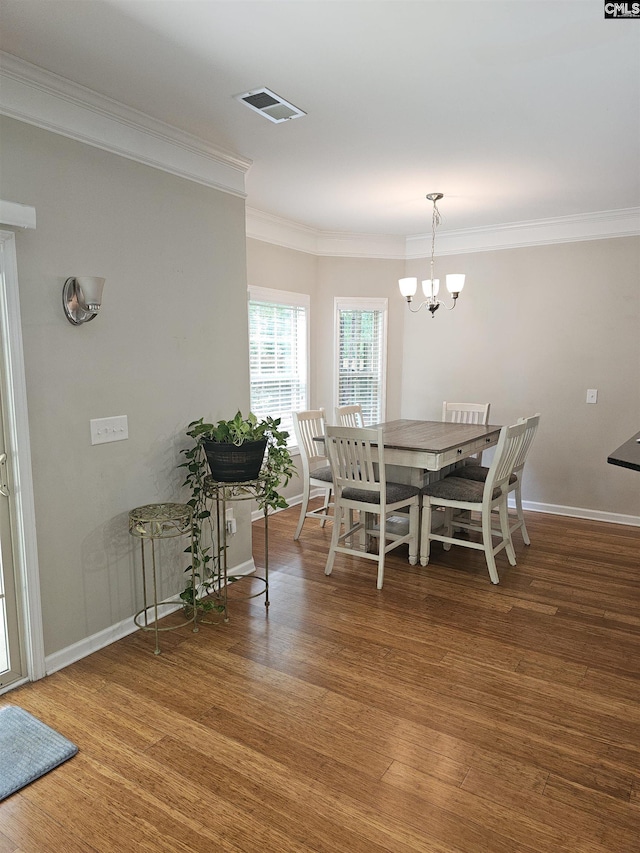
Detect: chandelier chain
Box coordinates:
(430, 199, 441, 284)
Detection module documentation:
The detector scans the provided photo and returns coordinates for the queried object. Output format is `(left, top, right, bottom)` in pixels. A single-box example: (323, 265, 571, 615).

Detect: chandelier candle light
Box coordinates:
(399, 193, 465, 317)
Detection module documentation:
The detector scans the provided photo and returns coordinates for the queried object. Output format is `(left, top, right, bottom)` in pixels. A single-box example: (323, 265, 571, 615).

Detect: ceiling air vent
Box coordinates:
(236, 87, 306, 123)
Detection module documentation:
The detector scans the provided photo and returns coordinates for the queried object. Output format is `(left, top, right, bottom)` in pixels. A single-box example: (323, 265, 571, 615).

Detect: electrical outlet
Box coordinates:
(225, 508, 237, 535)
(90, 415, 128, 445)
(586, 389, 598, 404)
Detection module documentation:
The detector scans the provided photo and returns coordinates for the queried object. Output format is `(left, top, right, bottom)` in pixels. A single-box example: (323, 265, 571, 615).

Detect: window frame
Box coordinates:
(248, 285, 310, 451)
(334, 296, 388, 425)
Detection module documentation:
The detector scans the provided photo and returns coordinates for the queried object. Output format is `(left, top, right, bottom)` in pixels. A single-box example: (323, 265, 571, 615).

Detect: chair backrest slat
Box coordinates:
(325, 426, 383, 495)
(484, 421, 528, 497)
(293, 409, 327, 473)
(514, 413, 541, 474)
(442, 401, 491, 425)
(335, 404, 365, 428)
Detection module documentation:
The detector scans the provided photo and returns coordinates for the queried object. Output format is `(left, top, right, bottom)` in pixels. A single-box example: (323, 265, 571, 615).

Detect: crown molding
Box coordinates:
(245, 208, 407, 258)
(405, 207, 640, 258)
(245, 208, 322, 255)
(0, 52, 250, 198)
(249, 205, 640, 259)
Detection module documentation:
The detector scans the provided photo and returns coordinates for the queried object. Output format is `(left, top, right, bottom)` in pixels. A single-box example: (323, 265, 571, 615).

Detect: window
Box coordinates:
(248, 286, 309, 443)
(335, 297, 387, 424)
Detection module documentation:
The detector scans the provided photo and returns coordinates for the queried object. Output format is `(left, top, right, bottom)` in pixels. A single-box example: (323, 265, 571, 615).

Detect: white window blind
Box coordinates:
(248, 287, 309, 442)
(335, 298, 387, 425)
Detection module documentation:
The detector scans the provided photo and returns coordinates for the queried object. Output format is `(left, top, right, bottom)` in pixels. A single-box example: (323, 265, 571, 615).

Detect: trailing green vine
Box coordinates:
(178, 424, 222, 614)
(178, 412, 295, 614)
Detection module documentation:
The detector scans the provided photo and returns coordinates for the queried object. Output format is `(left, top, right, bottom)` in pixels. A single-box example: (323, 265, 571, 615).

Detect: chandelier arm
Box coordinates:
(439, 296, 459, 311)
(405, 295, 459, 314)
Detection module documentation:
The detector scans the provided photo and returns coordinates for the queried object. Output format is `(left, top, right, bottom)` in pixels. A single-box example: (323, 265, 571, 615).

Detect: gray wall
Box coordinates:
(248, 235, 640, 520)
(1, 116, 252, 656)
(401, 238, 640, 517)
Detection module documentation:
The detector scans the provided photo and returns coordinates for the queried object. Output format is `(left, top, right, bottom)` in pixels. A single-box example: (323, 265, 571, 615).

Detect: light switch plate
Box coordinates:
(586, 389, 598, 404)
(90, 415, 128, 445)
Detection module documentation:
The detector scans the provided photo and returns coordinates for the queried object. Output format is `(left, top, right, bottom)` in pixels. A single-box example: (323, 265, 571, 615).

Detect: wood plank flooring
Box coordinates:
(1, 505, 639, 852)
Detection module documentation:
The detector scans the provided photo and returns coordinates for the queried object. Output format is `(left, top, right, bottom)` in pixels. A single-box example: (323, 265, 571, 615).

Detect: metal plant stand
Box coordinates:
(129, 502, 197, 654)
(204, 477, 269, 622)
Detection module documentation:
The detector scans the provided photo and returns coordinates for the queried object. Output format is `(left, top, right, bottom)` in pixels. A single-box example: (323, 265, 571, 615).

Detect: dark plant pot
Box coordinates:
(202, 438, 267, 483)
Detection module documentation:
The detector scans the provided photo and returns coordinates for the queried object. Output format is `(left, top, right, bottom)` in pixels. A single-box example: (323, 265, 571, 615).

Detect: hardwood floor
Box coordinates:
(2, 505, 639, 852)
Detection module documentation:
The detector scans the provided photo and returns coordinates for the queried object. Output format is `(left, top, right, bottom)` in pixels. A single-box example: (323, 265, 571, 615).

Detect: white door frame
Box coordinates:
(0, 223, 45, 683)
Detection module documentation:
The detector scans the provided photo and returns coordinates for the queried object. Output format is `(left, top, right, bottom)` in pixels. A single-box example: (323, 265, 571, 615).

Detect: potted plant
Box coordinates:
(178, 412, 295, 614)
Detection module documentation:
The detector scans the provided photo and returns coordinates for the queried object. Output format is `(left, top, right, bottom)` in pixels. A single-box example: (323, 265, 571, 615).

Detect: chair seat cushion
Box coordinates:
(422, 477, 501, 502)
(453, 465, 517, 485)
(310, 465, 333, 483)
(343, 481, 420, 504)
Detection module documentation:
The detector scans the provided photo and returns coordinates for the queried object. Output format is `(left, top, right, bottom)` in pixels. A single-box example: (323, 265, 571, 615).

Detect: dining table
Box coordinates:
(317, 419, 503, 486)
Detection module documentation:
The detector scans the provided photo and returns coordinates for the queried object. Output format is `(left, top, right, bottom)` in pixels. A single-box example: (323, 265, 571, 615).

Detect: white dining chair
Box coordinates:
(420, 420, 527, 584)
(335, 404, 365, 427)
(292, 409, 334, 541)
(442, 401, 491, 425)
(324, 426, 420, 589)
(451, 413, 541, 545)
(442, 401, 491, 466)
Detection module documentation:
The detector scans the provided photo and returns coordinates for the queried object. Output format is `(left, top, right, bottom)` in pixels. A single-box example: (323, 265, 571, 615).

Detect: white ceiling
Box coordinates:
(1, 0, 639, 238)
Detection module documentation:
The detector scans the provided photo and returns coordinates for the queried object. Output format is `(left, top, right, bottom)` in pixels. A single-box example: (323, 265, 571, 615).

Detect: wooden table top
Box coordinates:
(369, 419, 502, 452)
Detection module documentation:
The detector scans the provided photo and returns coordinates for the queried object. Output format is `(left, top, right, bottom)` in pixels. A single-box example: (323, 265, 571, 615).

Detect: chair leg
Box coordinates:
(319, 485, 332, 528)
(364, 511, 375, 551)
(443, 507, 453, 551)
(499, 500, 517, 566)
(514, 481, 530, 545)
(324, 501, 343, 576)
(482, 508, 500, 584)
(294, 479, 311, 540)
(376, 514, 386, 589)
(420, 501, 432, 566)
(408, 502, 419, 566)
(350, 509, 363, 548)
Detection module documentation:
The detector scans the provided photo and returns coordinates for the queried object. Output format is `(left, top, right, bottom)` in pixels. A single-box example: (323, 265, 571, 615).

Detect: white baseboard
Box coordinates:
(44, 557, 257, 676)
(259, 488, 640, 528)
(516, 499, 640, 528)
(45, 613, 144, 675)
(229, 558, 257, 577)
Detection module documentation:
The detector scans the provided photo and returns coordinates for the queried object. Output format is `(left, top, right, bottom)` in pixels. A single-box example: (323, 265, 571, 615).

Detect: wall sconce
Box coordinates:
(62, 277, 105, 325)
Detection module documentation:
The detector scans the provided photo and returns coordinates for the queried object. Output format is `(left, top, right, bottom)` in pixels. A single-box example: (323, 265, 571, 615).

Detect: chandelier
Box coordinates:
(398, 193, 465, 317)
